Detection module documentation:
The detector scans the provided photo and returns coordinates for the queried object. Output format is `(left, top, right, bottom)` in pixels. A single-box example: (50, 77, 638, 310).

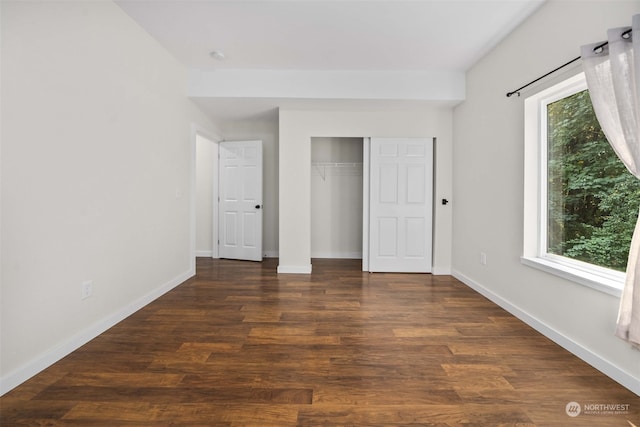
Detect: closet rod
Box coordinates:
(505, 28, 632, 98)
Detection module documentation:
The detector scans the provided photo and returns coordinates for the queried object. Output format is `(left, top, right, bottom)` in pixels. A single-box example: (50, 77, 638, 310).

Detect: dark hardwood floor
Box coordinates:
(1, 258, 638, 426)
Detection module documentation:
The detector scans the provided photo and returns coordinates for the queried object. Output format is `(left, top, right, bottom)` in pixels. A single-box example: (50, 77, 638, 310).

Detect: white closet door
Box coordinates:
(219, 140, 263, 262)
(369, 138, 432, 272)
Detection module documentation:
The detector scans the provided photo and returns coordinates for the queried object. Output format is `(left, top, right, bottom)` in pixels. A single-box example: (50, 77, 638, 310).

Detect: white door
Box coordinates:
(219, 140, 263, 261)
(368, 138, 432, 272)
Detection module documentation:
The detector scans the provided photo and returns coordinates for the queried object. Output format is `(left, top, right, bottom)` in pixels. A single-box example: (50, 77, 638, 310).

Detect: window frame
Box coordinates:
(522, 72, 624, 297)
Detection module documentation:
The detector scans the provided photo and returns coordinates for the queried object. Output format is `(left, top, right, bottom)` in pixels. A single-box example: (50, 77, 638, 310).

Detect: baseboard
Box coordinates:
(311, 252, 362, 259)
(195, 250, 212, 257)
(264, 250, 279, 258)
(0, 268, 195, 396)
(432, 266, 452, 275)
(452, 269, 640, 396)
(277, 264, 312, 274)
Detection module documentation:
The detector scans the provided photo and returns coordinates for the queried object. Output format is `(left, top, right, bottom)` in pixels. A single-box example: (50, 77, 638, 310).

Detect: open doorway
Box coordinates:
(195, 135, 265, 262)
(195, 132, 219, 258)
(310, 137, 364, 260)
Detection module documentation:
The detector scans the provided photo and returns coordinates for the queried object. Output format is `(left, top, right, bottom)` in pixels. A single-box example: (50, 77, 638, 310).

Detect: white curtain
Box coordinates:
(581, 14, 640, 347)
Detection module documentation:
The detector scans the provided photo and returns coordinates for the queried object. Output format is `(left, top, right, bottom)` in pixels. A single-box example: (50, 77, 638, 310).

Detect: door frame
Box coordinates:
(361, 137, 436, 272)
(362, 137, 371, 271)
(191, 124, 222, 273)
(218, 140, 264, 261)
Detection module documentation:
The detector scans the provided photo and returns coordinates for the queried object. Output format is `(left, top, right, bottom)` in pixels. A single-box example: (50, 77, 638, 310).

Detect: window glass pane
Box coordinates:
(546, 89, 640, 272)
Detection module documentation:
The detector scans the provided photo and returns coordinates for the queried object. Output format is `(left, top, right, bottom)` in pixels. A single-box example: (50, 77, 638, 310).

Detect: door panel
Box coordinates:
(407, 165, 426, 203)
(379, 164, 398, 203)
(405, 217, 425, 257)
(378, 217, 398, 257)
(243, 212, 257, 246)
(369, 138, 432, 272)
(224, 212, 238, 246)
(219, 140, 263, 261)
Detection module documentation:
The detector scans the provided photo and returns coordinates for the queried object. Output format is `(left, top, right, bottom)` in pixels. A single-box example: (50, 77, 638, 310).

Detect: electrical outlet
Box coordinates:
(480, 252, 487, 266)
(81, 280, 93, 300)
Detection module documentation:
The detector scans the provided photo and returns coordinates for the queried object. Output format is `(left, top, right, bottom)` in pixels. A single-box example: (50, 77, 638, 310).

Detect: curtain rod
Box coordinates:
(506, 28, 632, 98)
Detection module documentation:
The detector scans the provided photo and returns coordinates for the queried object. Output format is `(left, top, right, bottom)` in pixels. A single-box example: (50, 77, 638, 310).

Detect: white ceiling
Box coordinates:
(115, 0, 545, 123)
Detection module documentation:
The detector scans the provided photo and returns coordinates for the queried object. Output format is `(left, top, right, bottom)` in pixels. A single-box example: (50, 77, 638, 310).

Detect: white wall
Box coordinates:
(188, 69, 465, 102)
(279, 108, 453, 274)
(311, 137, 363, 259)
(0, 1, 219, 393)
(219, 118, 279, 257)
(452, 0, 640, 393)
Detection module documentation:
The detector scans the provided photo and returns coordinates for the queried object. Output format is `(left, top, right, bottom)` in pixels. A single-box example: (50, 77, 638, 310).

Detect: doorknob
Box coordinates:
(255, 205, 262, 209)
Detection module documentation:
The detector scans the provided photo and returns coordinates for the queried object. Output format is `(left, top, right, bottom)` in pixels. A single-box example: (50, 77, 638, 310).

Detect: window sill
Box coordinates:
(521, 256, 623, 297)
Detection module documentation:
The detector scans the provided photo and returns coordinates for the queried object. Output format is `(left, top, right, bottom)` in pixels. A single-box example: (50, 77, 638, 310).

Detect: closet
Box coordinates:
(310, 137, 363, 259)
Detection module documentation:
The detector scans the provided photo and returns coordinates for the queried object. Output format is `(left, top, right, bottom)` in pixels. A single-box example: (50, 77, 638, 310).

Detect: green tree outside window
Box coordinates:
(547, 89, 640, 271)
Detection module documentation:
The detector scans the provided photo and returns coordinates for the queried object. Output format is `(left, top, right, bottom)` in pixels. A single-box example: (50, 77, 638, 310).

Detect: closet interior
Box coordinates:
(310, 137, 364, 259)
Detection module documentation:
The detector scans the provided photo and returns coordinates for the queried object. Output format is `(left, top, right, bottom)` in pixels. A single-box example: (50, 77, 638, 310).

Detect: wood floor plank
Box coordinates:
(296, 404, 468, 426)
(49, 373, 185, 388)
(1, 258, 638, 426)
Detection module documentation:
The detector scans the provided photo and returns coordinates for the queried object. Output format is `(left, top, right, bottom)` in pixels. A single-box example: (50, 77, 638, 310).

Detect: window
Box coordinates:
(523, 73, 640, 296)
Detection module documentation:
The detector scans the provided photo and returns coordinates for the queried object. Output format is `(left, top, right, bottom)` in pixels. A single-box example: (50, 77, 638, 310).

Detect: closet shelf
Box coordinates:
(312, 162, 363, 181)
